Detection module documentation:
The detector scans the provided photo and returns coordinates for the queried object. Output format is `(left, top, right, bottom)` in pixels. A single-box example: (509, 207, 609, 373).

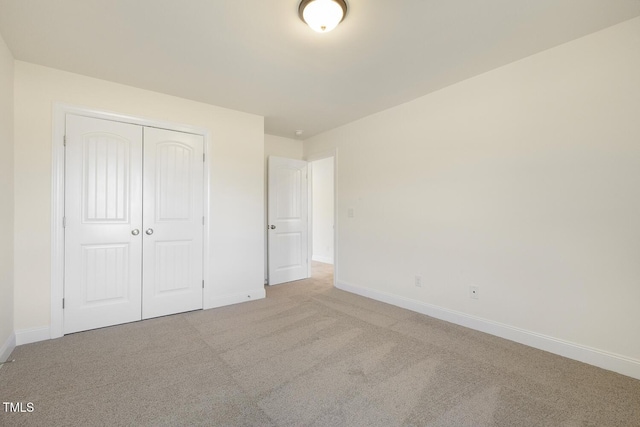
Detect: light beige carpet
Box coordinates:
(1, 262, 639, 426)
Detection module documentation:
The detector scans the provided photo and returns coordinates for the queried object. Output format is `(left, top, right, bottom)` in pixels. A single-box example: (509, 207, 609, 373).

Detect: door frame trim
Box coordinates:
(50, 103, 211, 338)
(305, 149, 338, 288)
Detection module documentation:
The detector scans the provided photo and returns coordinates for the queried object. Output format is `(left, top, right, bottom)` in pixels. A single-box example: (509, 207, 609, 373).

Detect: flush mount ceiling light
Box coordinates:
(299, 0, 348, 33)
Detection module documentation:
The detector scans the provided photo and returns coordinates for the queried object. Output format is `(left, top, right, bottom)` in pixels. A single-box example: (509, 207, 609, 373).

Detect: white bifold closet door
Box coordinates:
(64, 115, 203, 334)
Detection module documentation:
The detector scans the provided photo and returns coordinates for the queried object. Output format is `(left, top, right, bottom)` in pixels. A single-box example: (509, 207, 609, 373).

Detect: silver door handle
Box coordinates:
(145, 228, 154, 235)
(270, 225, 276, 229)
(131, 229, 140, 236)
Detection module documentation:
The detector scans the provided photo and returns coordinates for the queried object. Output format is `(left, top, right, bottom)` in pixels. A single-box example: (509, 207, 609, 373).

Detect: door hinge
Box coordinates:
(203, 153, 205, 162)
(62, 298, 65, 309)
(202, 280, 204, 289)
(202, 216, 205, 226)
(62, 216, 66, 228)
(63, 135, 66, 147)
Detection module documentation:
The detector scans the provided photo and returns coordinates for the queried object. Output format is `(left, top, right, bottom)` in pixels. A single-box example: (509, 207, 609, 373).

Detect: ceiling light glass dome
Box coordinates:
(299, 0, 348, 33)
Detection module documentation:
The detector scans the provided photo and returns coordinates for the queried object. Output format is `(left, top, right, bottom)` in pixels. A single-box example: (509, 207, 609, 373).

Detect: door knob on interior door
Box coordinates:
(270, 225, 276, 229)
(131, 229, 140, 236)
(145, 228, 154, 235)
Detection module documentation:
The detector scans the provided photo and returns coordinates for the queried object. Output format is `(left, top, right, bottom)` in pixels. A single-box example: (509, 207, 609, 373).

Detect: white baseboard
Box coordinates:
(205, 288, 266, 309)
(312, 255, 334, 264)
(337, 280, 640, 380)
(0, 332, 16, 363)
(15, 327, 51, 346)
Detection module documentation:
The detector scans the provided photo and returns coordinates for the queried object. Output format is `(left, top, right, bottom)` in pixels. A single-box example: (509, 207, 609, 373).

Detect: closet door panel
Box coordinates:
(142, 127, 204, 319)
(64, 115, 143, 334)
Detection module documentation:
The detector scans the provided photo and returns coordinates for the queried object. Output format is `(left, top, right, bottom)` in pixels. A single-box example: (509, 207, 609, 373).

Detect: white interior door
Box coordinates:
(268, 156, 309, 285)
(64, 116, 204, 334)
(64, 115, 143, 334)
(142, 127, 204, 319)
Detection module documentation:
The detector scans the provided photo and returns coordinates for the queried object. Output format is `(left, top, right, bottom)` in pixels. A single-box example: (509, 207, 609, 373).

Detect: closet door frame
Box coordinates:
(51, 103, 211, 339)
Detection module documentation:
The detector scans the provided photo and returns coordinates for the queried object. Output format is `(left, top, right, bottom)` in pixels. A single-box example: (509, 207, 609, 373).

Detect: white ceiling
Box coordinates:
(1, 0, 639, 139)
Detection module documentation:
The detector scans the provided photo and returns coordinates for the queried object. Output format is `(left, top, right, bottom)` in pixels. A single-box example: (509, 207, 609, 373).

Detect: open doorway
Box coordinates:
(310, 156, 335, 283)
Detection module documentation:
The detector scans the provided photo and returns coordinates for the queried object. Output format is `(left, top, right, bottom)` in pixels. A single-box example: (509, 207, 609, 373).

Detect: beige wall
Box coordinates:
(311, 157, 334, 264)
(264, 134, 304, 281)
(265, 134, 304, 161)
(304, 18, 640, 369)
(0, 33, 14, 359)
(14, 62, 265, 332)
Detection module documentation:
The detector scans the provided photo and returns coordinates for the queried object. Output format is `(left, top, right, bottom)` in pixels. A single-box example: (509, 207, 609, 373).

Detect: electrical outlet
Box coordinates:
(347, 207, 355, 218)
(415, 275, 422, 287)
(469, 286, 479, 299)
